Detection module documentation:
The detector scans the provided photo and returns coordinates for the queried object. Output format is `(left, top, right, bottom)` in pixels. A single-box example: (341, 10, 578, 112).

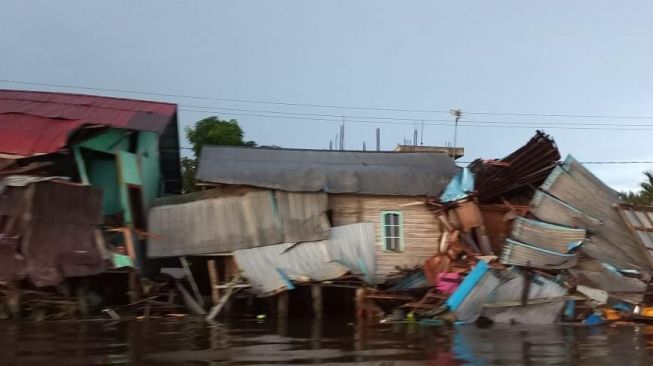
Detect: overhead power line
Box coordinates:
(180, 104, 653, 128)
(179, 108, 653, 131)
(2, 78, 653, 120)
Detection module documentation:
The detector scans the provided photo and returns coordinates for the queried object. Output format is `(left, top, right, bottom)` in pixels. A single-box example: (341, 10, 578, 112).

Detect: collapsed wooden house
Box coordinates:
(0, 90, 182, 318)
(147, 146, 459, 317)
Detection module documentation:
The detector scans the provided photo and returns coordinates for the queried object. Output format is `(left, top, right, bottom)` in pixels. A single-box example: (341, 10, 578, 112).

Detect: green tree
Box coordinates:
(620, 171, 653, 205)
(182, 117, 255, 193)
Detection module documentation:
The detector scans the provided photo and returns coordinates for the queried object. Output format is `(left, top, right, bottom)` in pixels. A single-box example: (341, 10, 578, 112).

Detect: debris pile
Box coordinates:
(367, 131, 653, 326)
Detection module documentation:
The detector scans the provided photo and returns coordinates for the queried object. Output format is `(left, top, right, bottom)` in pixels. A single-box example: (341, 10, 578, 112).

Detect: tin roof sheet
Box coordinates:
(197, 146, 459, 196)
(147, 190, 330, 257)
(233, 223, 376, 295)
(0, 89, 177, 156)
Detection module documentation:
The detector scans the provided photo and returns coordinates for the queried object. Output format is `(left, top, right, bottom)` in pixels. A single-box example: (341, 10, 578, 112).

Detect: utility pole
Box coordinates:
(449, 109, 462, 148)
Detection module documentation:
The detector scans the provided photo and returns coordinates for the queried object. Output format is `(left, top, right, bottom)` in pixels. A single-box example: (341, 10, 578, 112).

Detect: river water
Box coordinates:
(0, 317, 652, 365)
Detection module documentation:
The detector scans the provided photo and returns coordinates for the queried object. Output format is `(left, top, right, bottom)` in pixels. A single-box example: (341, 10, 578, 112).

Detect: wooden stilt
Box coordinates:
(207, 259, 220, 305)
(7, 280, 21, 319)
(76, 278, 90, 318)
(277, 291, 289, 319)
(128, 270, 140, 304)
(311, 284, 323, 319)
(355, 287, 366, 322)
(180, 257, 205, 308)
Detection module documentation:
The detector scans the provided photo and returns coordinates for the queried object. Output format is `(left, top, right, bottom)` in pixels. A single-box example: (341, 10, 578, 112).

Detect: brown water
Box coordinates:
(0, 318, 652, 365)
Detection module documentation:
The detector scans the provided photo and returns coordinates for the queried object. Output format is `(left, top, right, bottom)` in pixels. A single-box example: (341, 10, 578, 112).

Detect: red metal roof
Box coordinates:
(0, 89, 177, 156)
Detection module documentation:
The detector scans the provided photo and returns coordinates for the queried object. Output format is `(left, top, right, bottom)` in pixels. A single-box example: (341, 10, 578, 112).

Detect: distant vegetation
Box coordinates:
(182, 117, 256, 193)
(620, 171, 653, 205)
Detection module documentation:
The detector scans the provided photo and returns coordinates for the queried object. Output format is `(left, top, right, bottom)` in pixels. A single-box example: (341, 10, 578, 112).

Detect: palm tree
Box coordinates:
(620, 170, 653, 205)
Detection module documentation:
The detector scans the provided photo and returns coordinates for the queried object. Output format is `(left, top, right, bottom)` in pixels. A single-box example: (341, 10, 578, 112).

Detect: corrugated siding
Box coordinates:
(531, 156, 651, 271)
(617, 204, 653, 265)
(148, 191, 329, 257)
(329, 194, 441, 283)
(510, 217, 586, 253)
(233, 223, 376, 295)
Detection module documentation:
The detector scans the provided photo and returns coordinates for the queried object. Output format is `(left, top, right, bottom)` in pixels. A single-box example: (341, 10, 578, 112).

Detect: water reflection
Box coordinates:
(0, 318, 652, 365)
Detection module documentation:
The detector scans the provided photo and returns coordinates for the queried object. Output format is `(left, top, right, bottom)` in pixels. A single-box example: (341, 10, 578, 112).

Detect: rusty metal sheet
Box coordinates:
(470, 131, 560, 203)
(0, 180, 105, 287)
(480, 204, 529, 253)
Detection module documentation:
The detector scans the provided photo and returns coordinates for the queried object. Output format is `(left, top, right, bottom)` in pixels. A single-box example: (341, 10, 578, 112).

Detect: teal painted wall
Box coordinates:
(73, 128, 162, 227)
(88, 158, 121, 215)
(136, 132, 161, 208)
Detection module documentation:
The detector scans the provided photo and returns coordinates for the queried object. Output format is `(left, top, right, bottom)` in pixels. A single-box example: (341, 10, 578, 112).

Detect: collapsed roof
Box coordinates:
(0, 89, 181, 193)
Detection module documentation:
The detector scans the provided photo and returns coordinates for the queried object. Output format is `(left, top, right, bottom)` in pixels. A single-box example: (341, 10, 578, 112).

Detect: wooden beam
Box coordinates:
(180, 257, 205, 308)
(207, 259, 220, 306)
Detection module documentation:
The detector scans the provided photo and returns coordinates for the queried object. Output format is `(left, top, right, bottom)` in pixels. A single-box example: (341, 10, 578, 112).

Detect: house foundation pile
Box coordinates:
(365, 131, 653, 326)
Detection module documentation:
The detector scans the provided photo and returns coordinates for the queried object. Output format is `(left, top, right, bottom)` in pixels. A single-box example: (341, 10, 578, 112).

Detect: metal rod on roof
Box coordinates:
(420, 121, 424, 146)
(376, 128, 380, 151)
(340, 117, 346, 150)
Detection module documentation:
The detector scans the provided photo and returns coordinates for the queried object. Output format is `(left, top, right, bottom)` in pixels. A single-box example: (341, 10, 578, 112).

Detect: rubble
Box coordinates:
(359, 131, 653, 328)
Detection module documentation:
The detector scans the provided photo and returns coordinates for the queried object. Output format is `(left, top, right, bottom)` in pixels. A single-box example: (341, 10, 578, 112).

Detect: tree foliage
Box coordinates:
(620, 171, 653, 205)
(181, 117, 255, 193)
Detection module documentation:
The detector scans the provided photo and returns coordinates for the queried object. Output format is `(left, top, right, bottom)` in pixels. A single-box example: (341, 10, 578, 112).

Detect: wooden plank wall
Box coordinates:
(328, 194, 442, 283)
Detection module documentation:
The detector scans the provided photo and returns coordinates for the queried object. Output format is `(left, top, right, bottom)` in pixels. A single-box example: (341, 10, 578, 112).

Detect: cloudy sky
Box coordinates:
(1, 1, 652, 191)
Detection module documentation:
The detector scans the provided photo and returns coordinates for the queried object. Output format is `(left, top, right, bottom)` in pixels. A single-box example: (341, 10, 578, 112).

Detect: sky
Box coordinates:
(1, 1, 653, 191)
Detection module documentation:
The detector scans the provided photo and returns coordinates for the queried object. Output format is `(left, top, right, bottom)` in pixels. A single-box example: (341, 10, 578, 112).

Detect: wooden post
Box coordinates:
(180, 257, 205, 308)
(311, 284, 323, 319)
(77, 278, 90, 318)
(128, 270, 140, 304)
(123, 228, 136, 261)
(207, 259, 220, 305)
(277, 291, 289, 319)
(7, 280, 21, 319)
(355, 287, 366, 322)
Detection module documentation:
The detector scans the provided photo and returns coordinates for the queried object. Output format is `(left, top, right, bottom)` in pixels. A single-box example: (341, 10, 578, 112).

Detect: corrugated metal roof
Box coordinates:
(0, 89, 177, 156)
(616, 203, 653, 266)
(510, 217, 586, 254)
(483, 269, 568, 324)
(196, 146, 459, 196)
(531, 156, 652, 272)
(147, 190, 330, 257)
(500, 238, 579, 269)
(469, 130, 560, 203)
(233, 223, 376, 295)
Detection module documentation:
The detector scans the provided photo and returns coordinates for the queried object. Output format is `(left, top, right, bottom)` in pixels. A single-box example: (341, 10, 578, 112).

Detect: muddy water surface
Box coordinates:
(1, 318, 652, 365)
